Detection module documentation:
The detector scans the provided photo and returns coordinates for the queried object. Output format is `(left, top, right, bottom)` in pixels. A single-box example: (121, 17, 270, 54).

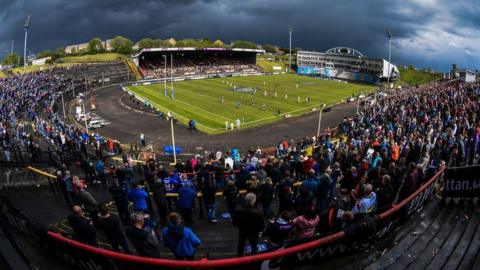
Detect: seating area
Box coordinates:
(52, 61, 133, 85)
(138, 51, 262, 79)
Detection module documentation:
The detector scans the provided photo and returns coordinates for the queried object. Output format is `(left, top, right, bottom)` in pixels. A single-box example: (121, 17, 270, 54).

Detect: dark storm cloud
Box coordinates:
(0, 0, 479, 71)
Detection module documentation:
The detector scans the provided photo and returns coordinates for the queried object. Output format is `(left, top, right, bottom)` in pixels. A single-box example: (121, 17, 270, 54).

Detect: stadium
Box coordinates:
(124, 47, 375, 134)
(296, 47, 400, 83)
(1, 3, 480, 270)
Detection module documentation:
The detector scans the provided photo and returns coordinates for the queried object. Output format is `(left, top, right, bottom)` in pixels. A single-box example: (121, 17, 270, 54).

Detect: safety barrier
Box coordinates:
(26, 166, 300, 199)
(10, 167, 444, 270)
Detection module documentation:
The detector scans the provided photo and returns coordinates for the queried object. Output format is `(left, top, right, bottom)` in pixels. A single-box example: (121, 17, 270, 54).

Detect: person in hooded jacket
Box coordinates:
(201, 179, 217, 223)
(259, 177, 275, 218)
(163, 212, 201, 260)
(224, 180, 239, 216)
(178, 182, 197, 225)
(151, 177, 168, 226)
(292, 204, 319, 239)
(263, 211, 293, 245)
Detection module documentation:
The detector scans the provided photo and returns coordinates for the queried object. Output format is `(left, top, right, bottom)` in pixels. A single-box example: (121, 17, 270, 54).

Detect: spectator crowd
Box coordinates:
(2, 68, 479, 260)
(139, 54, 261, 79)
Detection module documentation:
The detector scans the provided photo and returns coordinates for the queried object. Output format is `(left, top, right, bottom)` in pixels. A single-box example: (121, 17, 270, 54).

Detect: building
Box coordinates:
(31, 57, 51, 66)
(459, 69, 476, 83)
(64, 42, 89, 54)
(65, 38, 115, 54)
(447, 64, 477, 82)
(296, 47, 399, 83)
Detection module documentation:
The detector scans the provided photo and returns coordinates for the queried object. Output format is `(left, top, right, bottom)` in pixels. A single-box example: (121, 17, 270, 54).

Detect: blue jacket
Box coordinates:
(65, 176, 73, 192)
(178, 186, 196, 209)
(302, 178, 318, 196)
(95, 160, 105, 175)
(128, 188, 149, 211)
(163, 225, 201, 258)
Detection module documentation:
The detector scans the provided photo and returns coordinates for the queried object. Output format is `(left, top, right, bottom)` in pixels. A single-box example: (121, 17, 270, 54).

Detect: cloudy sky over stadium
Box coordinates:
(0, 0, 478, 71)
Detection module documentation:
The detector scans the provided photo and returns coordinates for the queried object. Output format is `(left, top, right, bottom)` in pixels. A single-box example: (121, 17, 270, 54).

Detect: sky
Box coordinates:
(0, 0, 479, 71)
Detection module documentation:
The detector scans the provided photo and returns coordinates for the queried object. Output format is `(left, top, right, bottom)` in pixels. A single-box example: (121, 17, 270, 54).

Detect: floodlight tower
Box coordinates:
(23, 15, 31, 71)
(288, 25, 293, 73)
(386, 27, 392, 88)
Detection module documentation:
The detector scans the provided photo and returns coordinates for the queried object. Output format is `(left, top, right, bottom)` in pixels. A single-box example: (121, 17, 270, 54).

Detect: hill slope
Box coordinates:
(397, 67, 442, 86)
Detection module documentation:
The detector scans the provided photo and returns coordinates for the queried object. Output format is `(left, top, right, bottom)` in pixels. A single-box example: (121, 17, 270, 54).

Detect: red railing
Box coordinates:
(46, 167, 445, 269)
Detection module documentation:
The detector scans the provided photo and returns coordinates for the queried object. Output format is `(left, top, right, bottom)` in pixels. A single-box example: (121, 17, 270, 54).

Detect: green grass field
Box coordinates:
(127, 74, 375, 134)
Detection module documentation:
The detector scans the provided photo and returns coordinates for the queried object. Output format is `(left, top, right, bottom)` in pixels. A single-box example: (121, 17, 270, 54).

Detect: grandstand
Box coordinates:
(132, 47, 264, 79)
(1, 62, 480, 270)
(296, 47, 400, 83)
(52, 61, 133, 85)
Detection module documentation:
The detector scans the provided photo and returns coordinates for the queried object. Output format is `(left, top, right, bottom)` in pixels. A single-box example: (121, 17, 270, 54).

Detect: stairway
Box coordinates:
(48, 195, 480, 267)
(320, 198, 480, 270)
(48, 198, 239, 259)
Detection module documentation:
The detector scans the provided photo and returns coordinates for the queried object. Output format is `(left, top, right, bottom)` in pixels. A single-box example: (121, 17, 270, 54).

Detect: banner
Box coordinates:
(443, 165, 480, 197)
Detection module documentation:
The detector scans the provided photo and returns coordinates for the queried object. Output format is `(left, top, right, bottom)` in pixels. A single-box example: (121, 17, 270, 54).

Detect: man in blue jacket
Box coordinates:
(95, 158, 106, 186)
(178, 182, 196, 225)
(302, 170, 318, 197)
(128, 180, 149, 213)
(163, 212, 201, 260)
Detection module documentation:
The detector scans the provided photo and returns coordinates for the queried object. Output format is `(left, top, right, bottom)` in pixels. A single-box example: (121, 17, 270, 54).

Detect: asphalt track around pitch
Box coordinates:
(93, 84, 359, 153)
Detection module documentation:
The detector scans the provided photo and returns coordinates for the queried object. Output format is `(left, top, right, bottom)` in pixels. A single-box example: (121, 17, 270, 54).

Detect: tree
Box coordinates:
(110, 36, 133, 54)
(167, 38, 177, 47)
(153, 39, 168, 48)
(232, 40, 257, 49)
(176, 39, 201, 47)
(213, 39, 224, 47)
(2, 53, 19, 65)
(87, 38, 105, 54)
(200, 38, 213, 48)
(138, 38, 155, 49)
(262, 44, 277, 53)
(54, 47, 66, 59)
(36, 50, 53, 59)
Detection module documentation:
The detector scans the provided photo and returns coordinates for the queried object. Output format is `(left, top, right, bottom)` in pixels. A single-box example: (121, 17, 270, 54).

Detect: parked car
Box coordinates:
(88, 120, 104, 129)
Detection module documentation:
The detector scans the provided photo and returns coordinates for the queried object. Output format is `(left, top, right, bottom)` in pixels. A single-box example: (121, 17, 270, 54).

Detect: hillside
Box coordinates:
(256, 55, 291, 73)
(397, 66, 442, 86)
(56, 53, 126, 63)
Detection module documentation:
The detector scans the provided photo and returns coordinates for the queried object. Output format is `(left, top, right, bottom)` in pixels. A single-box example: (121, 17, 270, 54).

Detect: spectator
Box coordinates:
(96, 204, 131, 253)
(95, 158, 106, 186)
(302, 170, 318, 197)
(151, 177, 168, 226)
(76, 182, 99, 224)
(278, 182, 294, 213)
(178, 182, 197, 225)
(128, 180, 149, 213)
(163, 212, 201, 260)
(376, 175, 394, 211)
(352, 184, 377, 216)
(398, 162, 419, 201)
(224, 180, 239, 216)
(259, 177, 274, 218)
(317, 168, 332, 214)
(264, 211, 294, 245)
(233, 193, 265, 256)
(125, 212, 162, 258)
(202, 179, 217, 223)
(110, 180, 130, 225)
(67, 205, 97, 247)
(292, 205, 319, 239)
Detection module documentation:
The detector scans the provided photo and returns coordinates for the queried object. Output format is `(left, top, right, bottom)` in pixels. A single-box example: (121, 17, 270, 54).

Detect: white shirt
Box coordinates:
(225, 157, 234, 169)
